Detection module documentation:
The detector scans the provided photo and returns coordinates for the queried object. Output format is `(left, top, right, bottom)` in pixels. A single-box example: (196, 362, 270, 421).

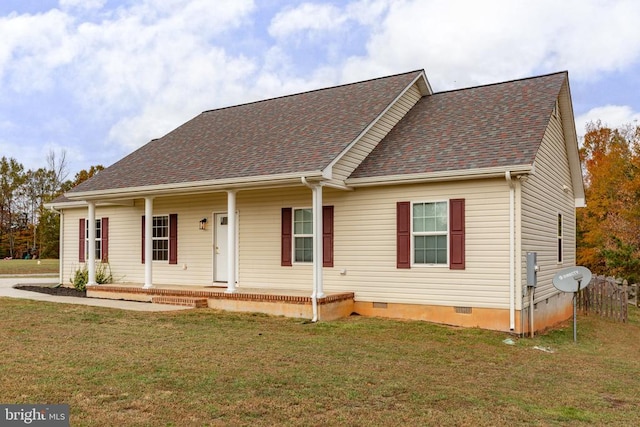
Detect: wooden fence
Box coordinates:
(577, 276, 629, 323)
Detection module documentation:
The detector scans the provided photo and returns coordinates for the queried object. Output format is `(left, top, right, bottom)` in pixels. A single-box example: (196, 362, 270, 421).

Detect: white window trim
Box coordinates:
(411, 200, 449, 267)
(85, 218, 102, 262)
(293, 207, 313, 264)
(152, 214, 170, 263)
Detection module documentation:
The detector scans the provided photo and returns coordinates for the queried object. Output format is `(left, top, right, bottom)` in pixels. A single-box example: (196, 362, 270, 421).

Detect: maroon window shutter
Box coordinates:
(322, 205, 334, 267)
(397, 201, 411, 269)
(79, 219, 86, 263)
(449, 198, 465, 270)
(281, 208, 292, 266)
(141, 216, 145, 264)
(169, 213, 178, 264)
(101, 217, 109, 263)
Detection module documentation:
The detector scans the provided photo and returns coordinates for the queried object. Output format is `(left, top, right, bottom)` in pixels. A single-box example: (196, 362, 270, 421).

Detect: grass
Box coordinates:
(0, 259, 59, 275)
(0, 296, 638, 426)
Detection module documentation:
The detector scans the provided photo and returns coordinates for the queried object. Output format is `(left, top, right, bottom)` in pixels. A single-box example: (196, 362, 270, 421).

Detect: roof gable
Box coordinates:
(349, 72, 568, 180)
(68, 70, 423, 196)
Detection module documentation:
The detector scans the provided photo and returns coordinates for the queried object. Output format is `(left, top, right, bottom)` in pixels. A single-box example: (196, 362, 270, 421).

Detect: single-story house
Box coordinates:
(47, 69, 585, 333)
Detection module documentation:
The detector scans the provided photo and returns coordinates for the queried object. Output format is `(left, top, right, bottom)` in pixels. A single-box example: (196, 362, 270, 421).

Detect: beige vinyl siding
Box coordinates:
(237, 179, 511, 308)
(238, 188, 312, 287)
(61, 178, 512, 309)
(521, 101, 577, 303)
(330, 83, 422, 181)
(60, 194, 228, 286)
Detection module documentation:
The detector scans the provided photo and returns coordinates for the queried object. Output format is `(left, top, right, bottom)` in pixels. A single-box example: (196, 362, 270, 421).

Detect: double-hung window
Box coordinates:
(412, 201, 448, 265)
(141, 213, 177, 264)
(85, 218, 102, 261)
(293, 208, 313, 263)
(152, 215, 169, 261)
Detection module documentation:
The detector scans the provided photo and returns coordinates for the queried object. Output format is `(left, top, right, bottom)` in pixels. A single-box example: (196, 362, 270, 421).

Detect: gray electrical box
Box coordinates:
(526, 252, 538, 287)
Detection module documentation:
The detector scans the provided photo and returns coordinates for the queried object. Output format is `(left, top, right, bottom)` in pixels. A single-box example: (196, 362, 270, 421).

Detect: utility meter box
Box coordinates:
(526, 252, 538, 287)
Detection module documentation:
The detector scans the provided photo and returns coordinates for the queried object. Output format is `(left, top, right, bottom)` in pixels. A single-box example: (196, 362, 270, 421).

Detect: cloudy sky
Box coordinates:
(1, 0, 639, 176)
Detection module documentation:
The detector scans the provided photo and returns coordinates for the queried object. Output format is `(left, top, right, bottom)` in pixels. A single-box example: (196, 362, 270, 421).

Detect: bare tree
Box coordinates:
(46, 149, 69, 194)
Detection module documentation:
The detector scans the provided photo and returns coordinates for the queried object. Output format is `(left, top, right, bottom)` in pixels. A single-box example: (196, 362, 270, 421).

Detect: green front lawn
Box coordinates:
(0, 298, 638, 426)
(0, 258, 58, 275)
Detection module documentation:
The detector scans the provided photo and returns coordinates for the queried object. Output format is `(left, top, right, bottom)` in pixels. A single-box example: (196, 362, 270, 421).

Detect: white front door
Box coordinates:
(214, 213, 228, 282)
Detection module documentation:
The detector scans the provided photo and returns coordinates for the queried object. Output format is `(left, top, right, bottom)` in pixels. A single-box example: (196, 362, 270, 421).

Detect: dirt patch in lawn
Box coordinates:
(14, 284, 86, 298)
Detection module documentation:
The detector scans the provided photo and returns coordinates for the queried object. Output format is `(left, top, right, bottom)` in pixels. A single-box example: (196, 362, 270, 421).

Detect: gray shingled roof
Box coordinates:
(350, 72, 567, 179)
(67, 70, 423, 194)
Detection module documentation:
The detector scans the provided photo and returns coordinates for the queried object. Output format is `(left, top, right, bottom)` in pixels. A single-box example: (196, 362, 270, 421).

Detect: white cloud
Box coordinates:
(268, 3, 347, 39)
(268, 0, 390, 43)
(59, 0, 107, 10)
(106, 50, 257, 151)
(0, 9, 76, 91)
(575, 105, 640, 137)
(341, 0, 640, 89)
(1, 0, 639, 174)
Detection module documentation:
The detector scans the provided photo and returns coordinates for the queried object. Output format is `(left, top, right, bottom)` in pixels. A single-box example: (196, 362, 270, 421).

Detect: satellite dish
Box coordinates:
(552, 266, 592, 293)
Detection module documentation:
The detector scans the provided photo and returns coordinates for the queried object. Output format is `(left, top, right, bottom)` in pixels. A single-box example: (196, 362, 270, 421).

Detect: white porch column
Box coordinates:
(143, 196, 154, 289)
(312, 184, 325, 298)
(87, 201, 97, 286)
(58, 210, 64, 285)
(225, 190, 237, 293)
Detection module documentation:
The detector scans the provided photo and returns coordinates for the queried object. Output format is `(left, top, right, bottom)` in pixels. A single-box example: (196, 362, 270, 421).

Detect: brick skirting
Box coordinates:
(87, 285, 354, 305)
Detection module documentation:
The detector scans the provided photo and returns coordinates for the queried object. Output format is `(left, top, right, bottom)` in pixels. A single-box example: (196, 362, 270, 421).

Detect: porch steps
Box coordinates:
(151, 296, 209, 308)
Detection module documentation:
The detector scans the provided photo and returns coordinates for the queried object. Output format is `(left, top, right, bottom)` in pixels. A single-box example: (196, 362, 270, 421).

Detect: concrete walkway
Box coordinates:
(0, 276, 192, 312)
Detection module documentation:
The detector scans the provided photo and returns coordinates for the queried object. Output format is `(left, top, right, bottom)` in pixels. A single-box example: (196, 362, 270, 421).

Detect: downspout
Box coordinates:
(87, 201, 97, 286)
(506, 171, 516, 331)
(301, 177, 318, 323)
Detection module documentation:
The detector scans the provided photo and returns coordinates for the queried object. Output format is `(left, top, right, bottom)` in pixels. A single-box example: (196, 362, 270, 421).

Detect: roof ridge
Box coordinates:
(201, 69, 424, 114)
(432, 70, 567, 95)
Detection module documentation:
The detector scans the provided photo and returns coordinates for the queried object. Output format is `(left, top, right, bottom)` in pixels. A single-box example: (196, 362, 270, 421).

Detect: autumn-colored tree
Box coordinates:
(577, 121, 640, 282)
(60, 165, 105, 192)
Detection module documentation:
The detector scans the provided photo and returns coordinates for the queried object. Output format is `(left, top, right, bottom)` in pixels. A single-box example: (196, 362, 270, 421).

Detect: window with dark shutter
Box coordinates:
(141, 216, 145, 264)
(169, 213, 178, 264)
(142, 214, 177, 263)
(79, 219, 86, 263)
(449, 199, 465, 270)
(396, 201, 411, 268)
(101, 217, 109, 263)
(281, 208, 293, 266)
(322, 205, 334, 267)
(282, 206, 334, 266)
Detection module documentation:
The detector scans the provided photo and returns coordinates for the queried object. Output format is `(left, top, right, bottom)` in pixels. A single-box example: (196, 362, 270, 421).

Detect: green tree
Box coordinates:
(0, 157, 26, 258)
(41, 163, 104, 258)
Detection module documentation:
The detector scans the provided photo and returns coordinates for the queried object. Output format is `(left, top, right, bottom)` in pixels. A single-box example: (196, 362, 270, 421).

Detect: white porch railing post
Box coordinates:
(225, 190, 237, 293)
(87, 201, 97, 285)
(143, 196, 154, 289)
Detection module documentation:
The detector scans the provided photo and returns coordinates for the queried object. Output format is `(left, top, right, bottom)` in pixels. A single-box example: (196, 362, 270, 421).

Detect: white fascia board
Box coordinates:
(44, 199, 136, 210)
(65, 171, 325, 201)
(323, 71, 431, 178)
(346, 165, 533, 187)
(44, 200, 87, 210)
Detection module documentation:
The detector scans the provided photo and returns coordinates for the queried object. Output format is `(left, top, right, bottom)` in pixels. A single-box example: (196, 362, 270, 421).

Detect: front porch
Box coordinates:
(86, 283, 355, 321)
